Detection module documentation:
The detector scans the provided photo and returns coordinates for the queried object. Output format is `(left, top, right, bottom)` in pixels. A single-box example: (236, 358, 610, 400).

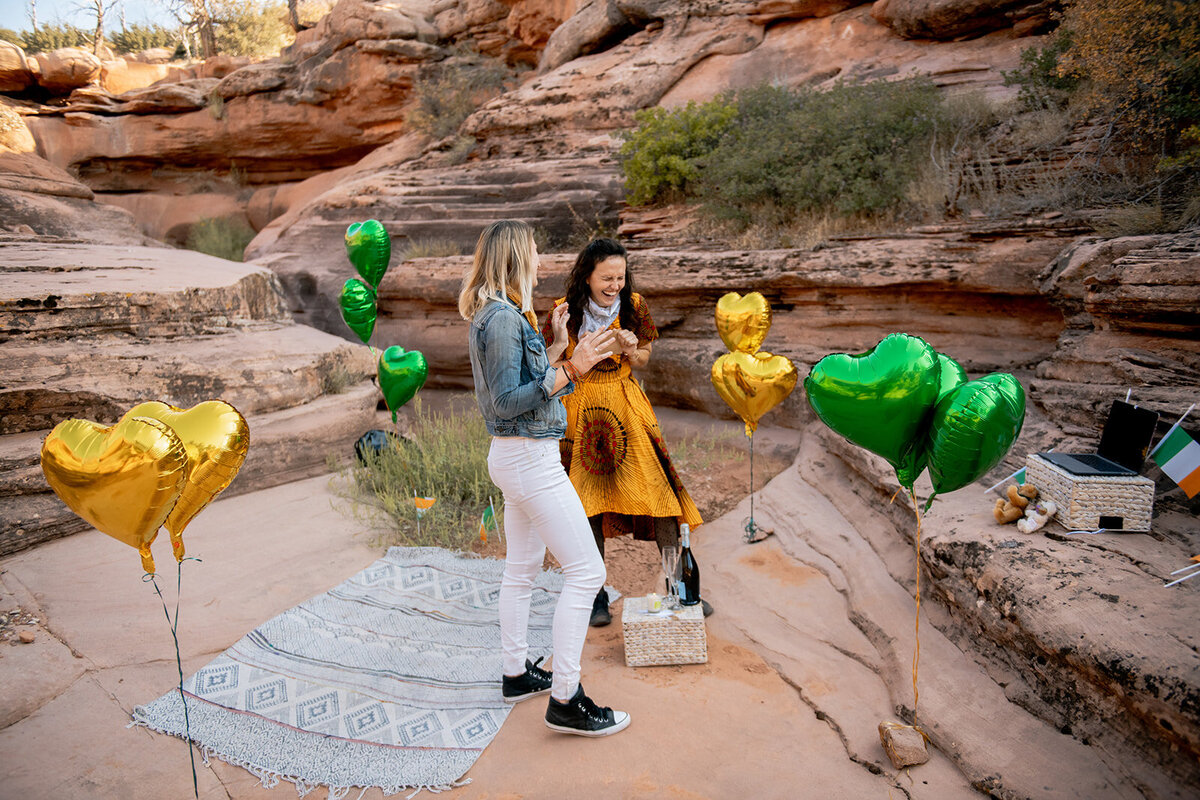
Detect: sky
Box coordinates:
(1, 0, 176, 32)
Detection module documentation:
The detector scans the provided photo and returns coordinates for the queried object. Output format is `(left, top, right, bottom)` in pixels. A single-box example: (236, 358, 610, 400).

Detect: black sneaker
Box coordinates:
(589, 588, 611, 627)
(545, 685, 630, 737)
(502, 657, 553, 703)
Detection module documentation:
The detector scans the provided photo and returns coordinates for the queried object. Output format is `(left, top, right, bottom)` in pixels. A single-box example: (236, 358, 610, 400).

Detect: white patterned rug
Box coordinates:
(132, 547, 566, 798)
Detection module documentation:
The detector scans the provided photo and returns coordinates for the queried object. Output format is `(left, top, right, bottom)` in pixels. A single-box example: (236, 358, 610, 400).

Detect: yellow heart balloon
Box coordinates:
(123, 400, 250, 561)
(711, 350, 798, 437)
(715, 292, 772, 354)
(40, 417, 188, 573)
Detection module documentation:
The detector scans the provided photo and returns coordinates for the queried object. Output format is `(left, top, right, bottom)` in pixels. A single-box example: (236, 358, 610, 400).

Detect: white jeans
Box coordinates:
(488, 436, 606, 701)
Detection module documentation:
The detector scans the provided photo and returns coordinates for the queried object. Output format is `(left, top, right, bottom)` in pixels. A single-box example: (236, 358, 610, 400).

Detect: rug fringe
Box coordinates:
(131, 715, 471, 799)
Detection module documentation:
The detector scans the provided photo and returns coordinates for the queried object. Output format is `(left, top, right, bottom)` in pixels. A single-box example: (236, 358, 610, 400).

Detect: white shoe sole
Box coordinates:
(545, 712, 631, 737)
(503, 687, 551, 704)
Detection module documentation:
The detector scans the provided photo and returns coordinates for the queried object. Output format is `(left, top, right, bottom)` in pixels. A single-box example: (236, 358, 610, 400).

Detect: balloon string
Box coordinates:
(144, 564, 201, 800)
(909, 490, 925, 731)
(749, 433, 754, 526)
(743, 432, 759, 542)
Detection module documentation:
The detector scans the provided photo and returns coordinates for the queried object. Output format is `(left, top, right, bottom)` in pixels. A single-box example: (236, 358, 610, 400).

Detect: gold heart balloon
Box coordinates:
(41, 417, 188, 573)
(711, 350, 798, 436)
(715, 292, 772, 354)
(123, 400, 250, 561)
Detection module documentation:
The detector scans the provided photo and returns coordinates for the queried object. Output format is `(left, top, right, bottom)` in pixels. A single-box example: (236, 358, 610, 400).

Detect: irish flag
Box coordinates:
(479, 500, 498, 543)
(414, 495, 436, 519)
(1151, 425, 1200, 498)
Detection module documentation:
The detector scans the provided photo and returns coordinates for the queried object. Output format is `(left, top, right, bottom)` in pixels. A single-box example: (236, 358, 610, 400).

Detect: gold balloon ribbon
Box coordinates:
(911, 490, 924, 725)
(883, 490, 929, 743)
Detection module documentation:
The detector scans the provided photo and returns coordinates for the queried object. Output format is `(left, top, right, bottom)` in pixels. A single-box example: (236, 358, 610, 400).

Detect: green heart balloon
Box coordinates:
(345, 220, 391, 288)
(890, 352, 969, 486)
(894, 447, 928, 491)
(339, 278, 377, 344)
(935, 352, 967, 404)
(378, 346, 428, 422)
(804, 333, 941, 488)
(927, 373, 1026, 496)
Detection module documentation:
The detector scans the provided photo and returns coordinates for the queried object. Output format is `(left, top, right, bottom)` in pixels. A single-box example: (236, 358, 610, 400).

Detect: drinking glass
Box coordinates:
(661, 546, 680, 610)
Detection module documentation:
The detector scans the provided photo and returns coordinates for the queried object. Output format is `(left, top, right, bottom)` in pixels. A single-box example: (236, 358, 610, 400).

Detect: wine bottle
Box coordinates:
(677, 523, 701, 606)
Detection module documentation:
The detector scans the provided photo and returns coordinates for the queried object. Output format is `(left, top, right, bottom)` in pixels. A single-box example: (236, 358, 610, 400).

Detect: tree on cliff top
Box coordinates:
(211, 0, 291, 57)
(82, 0, 118, 56)
(156, 0, 291, 57)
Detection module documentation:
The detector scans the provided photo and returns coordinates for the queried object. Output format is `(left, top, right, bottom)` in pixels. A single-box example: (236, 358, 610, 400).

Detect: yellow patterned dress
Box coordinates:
(542, 293, 703, 540)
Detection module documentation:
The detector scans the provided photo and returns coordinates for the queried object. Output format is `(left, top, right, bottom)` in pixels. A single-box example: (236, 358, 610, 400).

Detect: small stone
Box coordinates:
(18, 630, 36, 644)
(879, 721, 929, 769)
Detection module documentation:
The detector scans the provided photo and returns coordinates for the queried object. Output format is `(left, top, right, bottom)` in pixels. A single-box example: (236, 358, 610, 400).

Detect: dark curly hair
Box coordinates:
(565, 238, 633, 337)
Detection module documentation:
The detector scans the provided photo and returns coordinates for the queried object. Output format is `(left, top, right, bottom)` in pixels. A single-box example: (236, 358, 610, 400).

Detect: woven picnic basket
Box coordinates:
(1026, 454, 1154, 532)
(621, 595, 707, 667)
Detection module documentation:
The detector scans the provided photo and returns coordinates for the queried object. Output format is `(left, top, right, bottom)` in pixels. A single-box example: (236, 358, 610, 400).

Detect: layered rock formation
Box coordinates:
(706, 423, 1199, 799)
(12, 0, 1043, 247)
(0, 239, 378, 558)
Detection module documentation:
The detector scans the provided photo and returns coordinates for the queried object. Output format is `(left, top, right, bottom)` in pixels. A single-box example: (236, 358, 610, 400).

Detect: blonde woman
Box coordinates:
(460, 220, 630, 737)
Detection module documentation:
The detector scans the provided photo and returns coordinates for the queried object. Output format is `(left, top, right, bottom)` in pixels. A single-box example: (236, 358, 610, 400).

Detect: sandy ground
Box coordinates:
(4, 395, 1175, 799)
(1, 411, 887, 800)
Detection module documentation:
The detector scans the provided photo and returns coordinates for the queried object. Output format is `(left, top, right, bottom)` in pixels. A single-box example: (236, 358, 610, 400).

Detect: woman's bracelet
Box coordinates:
(562, 359, 581, 383)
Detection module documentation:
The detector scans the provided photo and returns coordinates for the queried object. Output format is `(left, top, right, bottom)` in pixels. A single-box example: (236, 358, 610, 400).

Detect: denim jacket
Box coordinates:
(469, 298, 573, 439)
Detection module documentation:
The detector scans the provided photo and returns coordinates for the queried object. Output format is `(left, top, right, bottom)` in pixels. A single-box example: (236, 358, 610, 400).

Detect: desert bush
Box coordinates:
(399, 238, 464, 260)
(346, 397, 500, 551)
(445, 135, 476, 165)
(22, 23, 90, 53)
(0, 28, 24, 47)
(1004, 0, 1200, 171)
(1092, 204, 1167, 237)
(212, 0, 293, 57)
(206, 90, 225, 119)
(618, 97, 737, 206)
(1003, 31, 1080, 111)
(318, 361, 355, 394)
(406, 49, 513, 140)
(110, 24, 180, 55)
(296, 0, 335, 27)
(1057, 0, 1199, 153)
(701, 79, 946, 223)
(184, 217, 255, 261)
(620, 79, 948, 225)
(993, 0, 1200, 225)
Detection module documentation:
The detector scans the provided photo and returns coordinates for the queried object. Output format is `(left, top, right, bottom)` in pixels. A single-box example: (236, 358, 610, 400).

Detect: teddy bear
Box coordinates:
(1017, 498, 1058, 534)
(994, 484, 1038, 524)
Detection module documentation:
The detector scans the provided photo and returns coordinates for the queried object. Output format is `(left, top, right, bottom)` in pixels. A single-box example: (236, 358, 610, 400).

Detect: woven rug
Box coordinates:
(132, 547, 565, 798)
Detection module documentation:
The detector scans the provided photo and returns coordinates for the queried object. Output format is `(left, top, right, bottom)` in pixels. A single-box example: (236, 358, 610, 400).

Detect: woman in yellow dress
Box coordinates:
(541, 238, 707, 626)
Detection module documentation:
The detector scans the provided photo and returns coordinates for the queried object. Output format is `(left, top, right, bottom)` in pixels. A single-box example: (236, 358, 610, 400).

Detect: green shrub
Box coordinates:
(445, 135, 476, 165)
(318, 362, 355, 394)
(618, 97, 737, 206)
(1003, 31, 1080, 111)
(212, 0, 293, 57)
(406, 49, 515, 140)
(345, 396, 500, 551)
(701, 79, 945, 222)
(184, 217, 255, 261)
(0, 28, 24, 47)
(22, 23, 90, 53)
(399, 238, 464, 259)
(110, 23, 180, 55)
(1004, 0, 1200, 166)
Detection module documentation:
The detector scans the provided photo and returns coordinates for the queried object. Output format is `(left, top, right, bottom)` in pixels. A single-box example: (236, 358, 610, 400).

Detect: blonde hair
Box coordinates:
(458, 220, 537, 320)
